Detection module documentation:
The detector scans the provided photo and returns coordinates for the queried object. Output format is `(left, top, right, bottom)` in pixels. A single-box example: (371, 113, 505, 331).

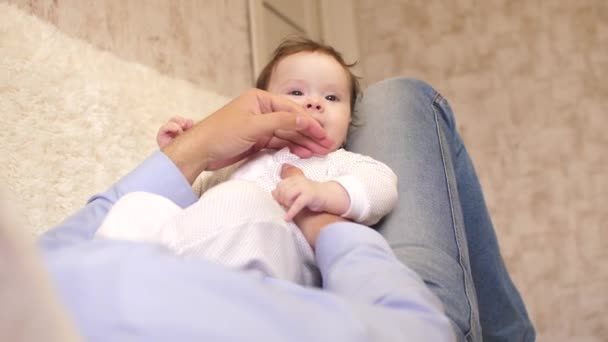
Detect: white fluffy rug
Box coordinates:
(0, 3, 230, 236)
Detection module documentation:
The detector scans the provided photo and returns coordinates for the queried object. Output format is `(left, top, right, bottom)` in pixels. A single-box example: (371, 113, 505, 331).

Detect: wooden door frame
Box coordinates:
(248, 0, 360, 82)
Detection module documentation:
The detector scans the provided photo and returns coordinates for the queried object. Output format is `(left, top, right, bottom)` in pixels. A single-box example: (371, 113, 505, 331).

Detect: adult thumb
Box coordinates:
(280, 163, 304, 179)
(259, 111, 328, 140)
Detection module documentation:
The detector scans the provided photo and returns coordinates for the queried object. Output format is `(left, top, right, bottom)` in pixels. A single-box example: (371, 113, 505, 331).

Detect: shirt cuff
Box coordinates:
(332, 175, 369, 222)
(105, 151, 199, 208)
(315, 222, 394, 273)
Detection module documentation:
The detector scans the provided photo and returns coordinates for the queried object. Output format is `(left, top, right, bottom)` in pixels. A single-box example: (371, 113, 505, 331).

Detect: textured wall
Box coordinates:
(8, 0, 252, 97)
(355, 0, 607, 341)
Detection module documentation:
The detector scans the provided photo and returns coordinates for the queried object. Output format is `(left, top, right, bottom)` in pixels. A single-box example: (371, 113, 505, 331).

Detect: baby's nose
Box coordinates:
(304, 99, 323, 112)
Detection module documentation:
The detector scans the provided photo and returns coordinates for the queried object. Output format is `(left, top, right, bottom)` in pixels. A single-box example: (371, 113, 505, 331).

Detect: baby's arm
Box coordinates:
(332, 151, 398, 226)
(156, 116, 194, 148)
(273, 152, 398, 224)
(273, 164, 350, 221)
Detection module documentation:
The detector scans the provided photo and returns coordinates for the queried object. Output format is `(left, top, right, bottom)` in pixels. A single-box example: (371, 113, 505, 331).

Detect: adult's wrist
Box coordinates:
(161, 124, 210, 184)
(293, 210, 347, 249)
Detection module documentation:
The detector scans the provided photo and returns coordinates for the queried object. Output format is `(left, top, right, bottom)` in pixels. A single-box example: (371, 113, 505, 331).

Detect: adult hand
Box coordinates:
(279, 164, 347, 249)
(162, 89, 334, 183)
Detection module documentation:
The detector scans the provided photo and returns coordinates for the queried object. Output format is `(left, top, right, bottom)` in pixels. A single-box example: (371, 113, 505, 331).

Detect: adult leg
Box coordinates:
(347, 77, 480, 341)
(453, 131, 535, 341)
(347, 77, 534, 341)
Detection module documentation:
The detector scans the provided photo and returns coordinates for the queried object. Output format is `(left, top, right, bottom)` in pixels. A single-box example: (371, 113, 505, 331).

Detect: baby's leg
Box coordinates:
(95, 191, 181, 246)
(162, 180, 319, 286)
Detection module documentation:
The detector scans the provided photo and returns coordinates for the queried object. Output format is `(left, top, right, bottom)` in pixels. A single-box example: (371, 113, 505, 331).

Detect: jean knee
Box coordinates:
(365, 76, 459, 130)
(366, 77, 436, 102)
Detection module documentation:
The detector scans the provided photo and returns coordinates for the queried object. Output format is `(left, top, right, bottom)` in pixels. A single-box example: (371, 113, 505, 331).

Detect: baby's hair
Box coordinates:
(255, 37, 361, 112)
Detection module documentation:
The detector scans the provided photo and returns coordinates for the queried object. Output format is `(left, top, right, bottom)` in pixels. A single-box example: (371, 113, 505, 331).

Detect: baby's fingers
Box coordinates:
(165, 121, 185, 135)
(169, 116, 193, 130)
(176, 117, 193, 130)
(184, 118, 194, 130)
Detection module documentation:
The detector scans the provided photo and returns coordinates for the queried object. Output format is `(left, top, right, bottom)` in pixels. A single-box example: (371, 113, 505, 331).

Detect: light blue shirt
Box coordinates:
(39, 152, 454, 341)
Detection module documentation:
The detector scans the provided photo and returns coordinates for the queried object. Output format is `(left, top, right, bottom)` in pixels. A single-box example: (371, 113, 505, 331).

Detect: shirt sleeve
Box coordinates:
(42, 221, 454, 341)
(39, 151, 198, 250)
(314, 222, 455, 341)
(37, 150, 453, 341)
(331, 151, 398, 226)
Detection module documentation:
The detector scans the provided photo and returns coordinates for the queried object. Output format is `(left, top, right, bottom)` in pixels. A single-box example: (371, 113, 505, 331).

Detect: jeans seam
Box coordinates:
(431, 93, 476, 341)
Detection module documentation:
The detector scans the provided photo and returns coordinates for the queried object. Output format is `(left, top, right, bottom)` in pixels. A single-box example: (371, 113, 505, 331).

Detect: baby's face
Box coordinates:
(267, 52, 351, 151)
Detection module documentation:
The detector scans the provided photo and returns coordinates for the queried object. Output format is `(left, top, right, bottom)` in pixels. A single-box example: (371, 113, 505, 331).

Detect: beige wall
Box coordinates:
(8, 0, 252, 96)
(355, 0, 607, 340)
(7, 0, 607, 340)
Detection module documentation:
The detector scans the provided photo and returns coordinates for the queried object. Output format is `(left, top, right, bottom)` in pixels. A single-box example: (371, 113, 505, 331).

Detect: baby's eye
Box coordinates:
(325, 95, 339, 102)
(288, 90, 303, 96)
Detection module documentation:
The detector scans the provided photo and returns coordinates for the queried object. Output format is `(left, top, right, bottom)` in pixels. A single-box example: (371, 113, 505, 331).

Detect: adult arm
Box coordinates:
(42, 219, 454, 341)
(37, 88, 453, 340)
(272, 178, 453, 340)
(275, 168, 452, 340)
(38, 162, 453, 341)
(161, 88, 333, 182)
(39, 154, 453, 342)
(312, 222, 455, 341)
(40, 89, 332, 250)
(39, 152, 198, 250)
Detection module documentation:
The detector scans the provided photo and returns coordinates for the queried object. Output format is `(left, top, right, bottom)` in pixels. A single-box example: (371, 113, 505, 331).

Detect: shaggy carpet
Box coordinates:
(0, 3, 230, 236)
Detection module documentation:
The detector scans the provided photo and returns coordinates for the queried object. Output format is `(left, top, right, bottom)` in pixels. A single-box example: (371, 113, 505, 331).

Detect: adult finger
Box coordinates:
(273, 129, 334, 154)
(266, 136, 289, 150)
(252, 111, 332, 151)
(280, 164, 304, 179)
(255, 90, 306, 117)
(287, 145, 313, 158)
(266, 137, 319, 158)
(285, 194, 308, 221)
(252, 90, 328, 141)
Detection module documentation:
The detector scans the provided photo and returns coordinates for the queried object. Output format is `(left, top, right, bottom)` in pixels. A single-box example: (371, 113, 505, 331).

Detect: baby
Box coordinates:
(96, 38, 398, 286)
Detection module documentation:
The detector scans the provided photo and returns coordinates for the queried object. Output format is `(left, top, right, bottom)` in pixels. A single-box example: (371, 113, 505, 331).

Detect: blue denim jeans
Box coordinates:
(347, 77, 535, 342)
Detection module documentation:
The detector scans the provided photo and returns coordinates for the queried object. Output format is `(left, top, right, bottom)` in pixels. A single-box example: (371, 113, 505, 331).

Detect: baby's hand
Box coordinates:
(156, 116, 194, 148)
(273, 164, 349, 221)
